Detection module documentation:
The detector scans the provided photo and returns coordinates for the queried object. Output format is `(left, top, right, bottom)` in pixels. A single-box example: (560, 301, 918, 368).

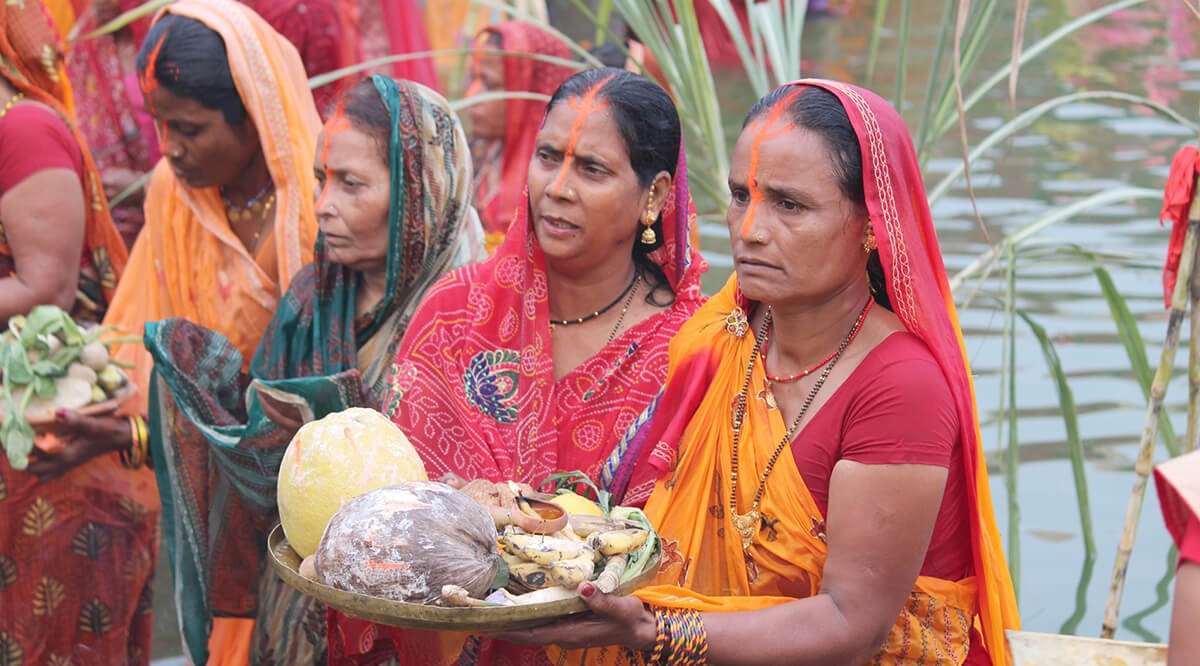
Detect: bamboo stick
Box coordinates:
(1188, 192, 1200, 454)
(1101, 208, 1200, 638)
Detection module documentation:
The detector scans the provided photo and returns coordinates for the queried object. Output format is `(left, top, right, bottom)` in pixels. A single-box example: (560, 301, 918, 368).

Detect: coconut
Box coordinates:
(79, 342, 109, 372)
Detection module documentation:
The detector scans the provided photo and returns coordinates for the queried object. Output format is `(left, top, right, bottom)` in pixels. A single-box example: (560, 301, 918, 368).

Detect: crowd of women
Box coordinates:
(0, 0, 1191, 664)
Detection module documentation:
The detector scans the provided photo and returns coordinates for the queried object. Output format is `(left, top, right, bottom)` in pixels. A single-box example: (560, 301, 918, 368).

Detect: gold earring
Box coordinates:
(641, 190, 657, 245)
(863, 223, 877, 253)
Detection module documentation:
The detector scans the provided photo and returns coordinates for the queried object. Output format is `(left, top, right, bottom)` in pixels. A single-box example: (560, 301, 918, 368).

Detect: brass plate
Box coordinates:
(267, 523, 661, 631)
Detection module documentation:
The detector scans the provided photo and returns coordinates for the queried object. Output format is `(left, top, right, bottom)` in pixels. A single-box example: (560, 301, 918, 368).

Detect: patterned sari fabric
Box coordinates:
(0, 2, 151, 665)
(354, 0, 440, 92)
(551, 80, 1020, 666)
(144, 76, 483, 665)
(472, 21, 573, 249)
(64, 0, 159, 248)
(328, 136, 708, 665)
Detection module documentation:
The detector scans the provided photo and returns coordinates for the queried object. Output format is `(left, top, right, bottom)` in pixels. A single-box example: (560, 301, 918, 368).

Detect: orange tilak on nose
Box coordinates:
(740, 88, 803, 239)
(550, 74, 615, 193)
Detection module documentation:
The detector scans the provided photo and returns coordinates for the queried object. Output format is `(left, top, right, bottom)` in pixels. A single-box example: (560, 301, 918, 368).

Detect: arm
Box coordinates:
(1169, 561, 1200, 666)
(0, 167, 86, 319)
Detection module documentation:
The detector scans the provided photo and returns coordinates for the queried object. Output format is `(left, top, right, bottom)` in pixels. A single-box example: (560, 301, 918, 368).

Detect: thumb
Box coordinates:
(576, 582, 630, 619)
(53, 409, 87, 432)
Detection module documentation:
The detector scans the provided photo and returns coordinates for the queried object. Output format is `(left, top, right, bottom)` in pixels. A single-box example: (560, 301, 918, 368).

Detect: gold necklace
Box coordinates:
(0, 92, 25, 122)
(728, 299, 872, 551)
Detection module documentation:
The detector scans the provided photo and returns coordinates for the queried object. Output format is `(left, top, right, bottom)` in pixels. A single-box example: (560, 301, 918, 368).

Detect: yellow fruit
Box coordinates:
(500, 534, 589, 564)
(549, 492, 605, 517)
(586, 528, 649, 556)
(277, 407, 427, 557)
(548, 555, 595, 588)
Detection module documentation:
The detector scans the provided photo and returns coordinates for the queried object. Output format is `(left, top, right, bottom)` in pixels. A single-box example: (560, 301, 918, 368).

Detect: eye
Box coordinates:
(779, 199, 801, 212)
(173, 125, 200, 139)
(535, 149, 557, 165)
(583, 163, 606, 177)
(314, 170, 325, 185)
(729, 188, 750, 206)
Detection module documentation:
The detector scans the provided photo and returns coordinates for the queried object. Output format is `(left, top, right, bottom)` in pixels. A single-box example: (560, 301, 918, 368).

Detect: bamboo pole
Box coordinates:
(1188, 193, 1200, 453)
(1101, 195, 1200, 638)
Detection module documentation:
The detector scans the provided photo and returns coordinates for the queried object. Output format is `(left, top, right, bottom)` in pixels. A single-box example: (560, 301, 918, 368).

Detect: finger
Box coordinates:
(25, 458, 67, 481)
(576, 582, 637, 619)
(440, 472, 468, 489)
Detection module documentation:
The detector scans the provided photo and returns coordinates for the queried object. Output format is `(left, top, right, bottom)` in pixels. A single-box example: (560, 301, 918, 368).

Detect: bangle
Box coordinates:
(647, 606, 669, 664)
(659, 609, 708, 666)
(124, 415, 148, 469)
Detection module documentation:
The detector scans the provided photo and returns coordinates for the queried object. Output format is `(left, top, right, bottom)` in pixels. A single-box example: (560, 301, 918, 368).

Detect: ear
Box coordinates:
(646, 171, 673, 219)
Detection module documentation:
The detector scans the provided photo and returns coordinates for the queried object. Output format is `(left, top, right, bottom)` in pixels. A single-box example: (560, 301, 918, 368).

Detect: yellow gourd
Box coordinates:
(277, 407, 427, 557)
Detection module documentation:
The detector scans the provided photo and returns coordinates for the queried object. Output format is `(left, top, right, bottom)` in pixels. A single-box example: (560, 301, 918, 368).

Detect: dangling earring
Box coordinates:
(640, 189, 658, 245)
(863, 222, 877, 253)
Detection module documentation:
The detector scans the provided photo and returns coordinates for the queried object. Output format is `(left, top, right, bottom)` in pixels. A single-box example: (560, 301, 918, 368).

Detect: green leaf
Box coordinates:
(490, 557, 510, 592)
(32, 376, 55, 399)
(1014, 308, 1095, 557)
(5, 341, 33, 385)
(30, 361, 62, 377)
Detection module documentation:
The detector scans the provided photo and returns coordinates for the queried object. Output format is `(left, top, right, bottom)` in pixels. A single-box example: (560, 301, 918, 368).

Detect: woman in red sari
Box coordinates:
(498, 80, 1019, 665)
(328, 67, 707, 666)
(1156, 450, 1200, 665)
(353, 0, 440, 91)
(466, 20, 574, 252)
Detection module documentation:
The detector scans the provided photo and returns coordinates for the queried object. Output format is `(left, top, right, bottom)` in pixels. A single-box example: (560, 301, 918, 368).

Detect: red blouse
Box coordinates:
(1182, 514, 1200, 566)
(0, 103, 83, 190)
(789, 331, 972, 581)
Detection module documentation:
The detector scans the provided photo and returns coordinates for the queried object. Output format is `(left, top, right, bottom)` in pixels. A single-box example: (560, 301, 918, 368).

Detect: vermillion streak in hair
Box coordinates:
(139, 34, 168, 152)
(550, 73, 615, 193)
(316, 102, 350, 209)
(741, 87, 803, 239)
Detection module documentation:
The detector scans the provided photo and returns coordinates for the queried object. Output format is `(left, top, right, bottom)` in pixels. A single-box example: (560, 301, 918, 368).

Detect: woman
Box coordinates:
(328, 67, 707, 665)
(0, 1, 149, 663)
(466, 20, 574, 252)
(1156, 450, 1200, 665)
(143, 74, 485, 665)
(499, 81, 1020, 665)
(46, 1, 321, 663)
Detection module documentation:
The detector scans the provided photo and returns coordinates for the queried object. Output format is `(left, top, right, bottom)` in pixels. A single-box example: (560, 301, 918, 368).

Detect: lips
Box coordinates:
(539, 215, 579, 232)
(734, 254, 779, 271)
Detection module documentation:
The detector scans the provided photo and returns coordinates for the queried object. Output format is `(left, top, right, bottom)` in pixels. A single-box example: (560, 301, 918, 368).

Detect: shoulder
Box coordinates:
(0, 103, 82, 190)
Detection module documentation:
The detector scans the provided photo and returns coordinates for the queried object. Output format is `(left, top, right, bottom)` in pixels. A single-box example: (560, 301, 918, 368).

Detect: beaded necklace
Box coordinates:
(549, 271, 639, 329)
(0, 93, 25, 122)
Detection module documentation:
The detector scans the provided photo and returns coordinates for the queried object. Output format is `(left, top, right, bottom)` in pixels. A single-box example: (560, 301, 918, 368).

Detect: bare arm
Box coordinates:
(0, 167, 86, 319)
(1168, 561, 1200, 666)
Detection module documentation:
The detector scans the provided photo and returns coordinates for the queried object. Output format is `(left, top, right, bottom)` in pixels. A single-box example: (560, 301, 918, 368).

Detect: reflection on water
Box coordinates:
(687, 0, 1195, 642)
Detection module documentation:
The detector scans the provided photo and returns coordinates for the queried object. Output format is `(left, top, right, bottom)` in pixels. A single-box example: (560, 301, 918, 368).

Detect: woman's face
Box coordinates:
(527, 94, 658, 270)
(465, 51, 506, 141)
(726, 115, 869, 306)
(144, 86, 259, 190)
(313, 123, 392, 274)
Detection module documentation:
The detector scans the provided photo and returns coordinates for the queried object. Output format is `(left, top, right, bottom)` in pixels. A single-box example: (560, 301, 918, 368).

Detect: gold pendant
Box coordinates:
(758, 378, 778, 410)
(724, 307, 749, 337)
(731, 508, 760, 551)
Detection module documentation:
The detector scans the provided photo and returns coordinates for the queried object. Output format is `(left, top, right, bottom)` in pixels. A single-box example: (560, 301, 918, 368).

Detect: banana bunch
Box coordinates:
(499, 525, 648, 593)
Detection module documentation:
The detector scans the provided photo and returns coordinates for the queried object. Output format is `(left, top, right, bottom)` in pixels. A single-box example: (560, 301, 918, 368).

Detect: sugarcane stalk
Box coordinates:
(1101, 209, 1200, 638)
(1188, 192, 1200, 453)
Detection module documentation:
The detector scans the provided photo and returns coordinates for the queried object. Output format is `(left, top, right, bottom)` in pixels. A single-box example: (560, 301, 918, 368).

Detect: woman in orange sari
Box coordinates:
(466, 20, 575, 252)
(0, 1, 150, 663)
(47, 1, 320, 663)
(499, 81, 1019, 665)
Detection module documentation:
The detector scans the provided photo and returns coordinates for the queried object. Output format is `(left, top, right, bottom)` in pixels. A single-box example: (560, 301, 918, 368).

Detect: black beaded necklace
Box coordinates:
(549, 271, 639, 328)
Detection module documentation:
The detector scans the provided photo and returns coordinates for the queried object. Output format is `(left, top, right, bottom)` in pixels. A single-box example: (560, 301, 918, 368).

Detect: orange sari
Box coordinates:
(100, 1, 319, 663)
(554, 80, 1019, 665)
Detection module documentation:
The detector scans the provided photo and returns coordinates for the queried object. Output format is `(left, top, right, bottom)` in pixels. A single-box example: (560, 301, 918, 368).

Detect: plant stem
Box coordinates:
(1004, 241, 1020, 596)
(1101, 215, 1200, 638)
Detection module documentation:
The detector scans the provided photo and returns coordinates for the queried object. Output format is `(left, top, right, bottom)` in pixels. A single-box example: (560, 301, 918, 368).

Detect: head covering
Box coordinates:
(142, 74, 484, 665)
(586, 79, 1020, 666)
(473, 20, 574, 239)
(0, 0, 128, 310)
(328, 75, 708, 665)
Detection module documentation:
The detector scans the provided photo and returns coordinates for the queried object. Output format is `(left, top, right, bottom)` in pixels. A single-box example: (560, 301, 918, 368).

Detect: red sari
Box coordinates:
(354, 0, 440, 91)
(328, 143, 707, 665)
(473, 21, 573, 248)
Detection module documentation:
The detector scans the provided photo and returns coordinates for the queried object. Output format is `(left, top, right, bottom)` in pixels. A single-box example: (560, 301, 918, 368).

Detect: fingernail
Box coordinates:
(54, 409, 66, 419)
(579, 582, 595, 598)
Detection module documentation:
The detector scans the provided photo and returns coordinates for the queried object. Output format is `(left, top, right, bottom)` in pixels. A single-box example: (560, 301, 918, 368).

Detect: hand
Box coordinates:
(491, 582, 657, 651)
(257, 392, 305, 435)
(27, 410, 129, 481)
(100, 167, 145, 201)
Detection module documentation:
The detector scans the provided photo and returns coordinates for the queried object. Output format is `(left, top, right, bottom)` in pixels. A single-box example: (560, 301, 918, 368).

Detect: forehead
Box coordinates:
(731, 124, 840, 187)
(538, 98, 627, 158)
(315, 124, 385, 168)
(145, 86, 221, 120)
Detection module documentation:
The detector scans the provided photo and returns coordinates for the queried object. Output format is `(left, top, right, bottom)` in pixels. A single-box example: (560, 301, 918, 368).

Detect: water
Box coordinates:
(681, 1, 1197, 643)
(141, 1, 1194, 658)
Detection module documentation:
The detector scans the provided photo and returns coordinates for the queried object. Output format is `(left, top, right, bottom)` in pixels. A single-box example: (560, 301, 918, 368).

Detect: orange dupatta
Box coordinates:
(555, 80, 1019, 665)
(103, 0, 320, 414)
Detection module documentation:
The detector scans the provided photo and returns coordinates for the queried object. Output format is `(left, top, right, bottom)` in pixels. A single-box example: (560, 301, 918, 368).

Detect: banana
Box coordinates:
(500, 534, 590, 565)
(548, 554, 596, 589)
(567, 514, 639, 537)
(586, 528, 649, 556)
(506, 561, 555, 592)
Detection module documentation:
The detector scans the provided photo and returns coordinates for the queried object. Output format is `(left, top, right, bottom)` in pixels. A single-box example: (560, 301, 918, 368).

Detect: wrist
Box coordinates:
(634, 605, 659, 652)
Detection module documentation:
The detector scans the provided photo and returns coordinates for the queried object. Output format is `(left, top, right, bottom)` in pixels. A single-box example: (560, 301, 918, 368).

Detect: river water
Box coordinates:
(141, 1, 1196, 658)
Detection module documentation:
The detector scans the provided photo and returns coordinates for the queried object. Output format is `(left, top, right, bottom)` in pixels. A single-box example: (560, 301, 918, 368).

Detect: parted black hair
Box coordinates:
(136, 14, 248, 128)
(546, 68, 681, 305)
(744, 85, 891, 310)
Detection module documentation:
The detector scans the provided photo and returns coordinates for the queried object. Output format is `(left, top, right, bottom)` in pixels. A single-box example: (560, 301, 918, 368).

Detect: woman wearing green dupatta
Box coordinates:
(142, 75, 485, 665)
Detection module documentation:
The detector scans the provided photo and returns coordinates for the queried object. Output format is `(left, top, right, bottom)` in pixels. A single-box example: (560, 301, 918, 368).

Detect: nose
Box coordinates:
(315, 182, 336, 220)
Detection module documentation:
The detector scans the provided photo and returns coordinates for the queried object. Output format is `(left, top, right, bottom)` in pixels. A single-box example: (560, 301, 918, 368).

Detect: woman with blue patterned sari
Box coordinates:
(143, 75, 485, 665)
